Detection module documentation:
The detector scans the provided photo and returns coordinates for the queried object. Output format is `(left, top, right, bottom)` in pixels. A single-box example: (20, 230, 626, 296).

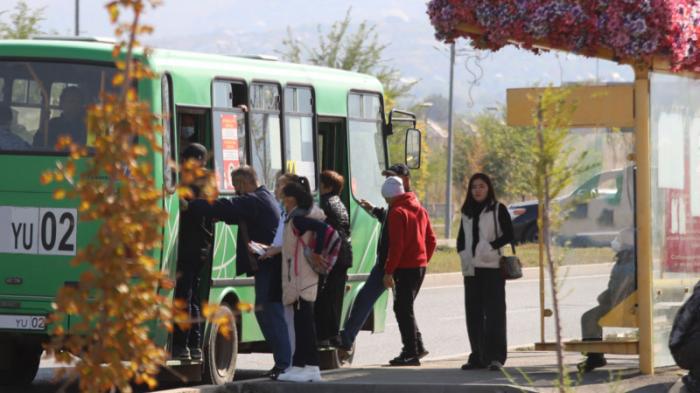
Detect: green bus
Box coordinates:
(0, 37, 421, 385)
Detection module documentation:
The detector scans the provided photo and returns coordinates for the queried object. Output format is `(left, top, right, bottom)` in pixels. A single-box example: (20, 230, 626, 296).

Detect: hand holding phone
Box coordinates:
(248, 241, 267, 256)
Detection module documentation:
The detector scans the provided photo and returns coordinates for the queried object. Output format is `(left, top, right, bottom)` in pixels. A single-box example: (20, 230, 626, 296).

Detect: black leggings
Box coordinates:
(464, 268, 507, 366)
(315, 265, 349, 341)
(293, 299, 319, 367)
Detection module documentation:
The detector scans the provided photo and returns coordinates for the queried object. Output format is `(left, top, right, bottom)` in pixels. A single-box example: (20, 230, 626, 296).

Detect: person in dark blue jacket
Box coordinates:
(189, 166, 291, 379)
(670, 281, 700, 392)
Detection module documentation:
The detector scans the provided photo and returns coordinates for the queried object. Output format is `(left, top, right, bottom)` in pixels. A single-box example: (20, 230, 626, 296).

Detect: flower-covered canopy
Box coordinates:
(427, 0, 700, 72)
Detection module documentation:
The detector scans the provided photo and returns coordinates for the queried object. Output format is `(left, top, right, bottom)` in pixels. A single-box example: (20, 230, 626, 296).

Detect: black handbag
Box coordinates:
(492, 207, 523, 280)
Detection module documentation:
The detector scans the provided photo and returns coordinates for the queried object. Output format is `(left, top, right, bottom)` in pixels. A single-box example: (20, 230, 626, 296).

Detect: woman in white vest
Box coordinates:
(457, 173, 514, 372)
(276, 179, 328, 383)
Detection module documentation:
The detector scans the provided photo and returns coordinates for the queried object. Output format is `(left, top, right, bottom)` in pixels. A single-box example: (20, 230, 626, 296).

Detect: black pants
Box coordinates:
(173, 257, 204, 350)
(293, 299, 320, 367)
(393, 267, 426, 357)
(464, 268, 507, 366)
(580, 300, 612, 359)
(315, 265, 349, 342)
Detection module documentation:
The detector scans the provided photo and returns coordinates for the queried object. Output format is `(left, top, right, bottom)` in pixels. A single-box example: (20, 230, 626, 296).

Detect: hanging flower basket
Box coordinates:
(427, 0, 700, 72)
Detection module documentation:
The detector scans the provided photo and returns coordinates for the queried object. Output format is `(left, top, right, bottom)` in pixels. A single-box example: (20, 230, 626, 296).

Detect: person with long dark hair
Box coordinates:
(457, 173, 514, 371)
(316, 170, 352, 346)
(276, 178, 329, 382)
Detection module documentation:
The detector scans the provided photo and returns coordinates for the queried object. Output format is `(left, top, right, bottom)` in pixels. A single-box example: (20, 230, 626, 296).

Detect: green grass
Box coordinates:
(427, 243, 616, 274)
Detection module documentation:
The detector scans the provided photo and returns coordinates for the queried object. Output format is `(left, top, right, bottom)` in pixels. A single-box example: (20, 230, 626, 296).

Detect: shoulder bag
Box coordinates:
(492, 205, 523, 280)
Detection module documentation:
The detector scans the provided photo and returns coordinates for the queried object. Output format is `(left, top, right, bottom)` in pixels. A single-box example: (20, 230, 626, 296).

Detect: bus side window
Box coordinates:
(250, 83, 282, 188)
(212, 80, 247, 193)
(284, 86, 316, 190)
(347, 92, 386, 207)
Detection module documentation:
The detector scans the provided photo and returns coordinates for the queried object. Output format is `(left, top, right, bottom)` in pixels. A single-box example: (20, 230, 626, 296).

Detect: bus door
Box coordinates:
(317, 117, 349, 206)
(173, 106, 214, 311)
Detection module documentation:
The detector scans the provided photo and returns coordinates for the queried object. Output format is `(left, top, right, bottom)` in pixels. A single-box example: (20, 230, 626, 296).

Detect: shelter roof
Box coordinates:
(427, 1, 700, 72)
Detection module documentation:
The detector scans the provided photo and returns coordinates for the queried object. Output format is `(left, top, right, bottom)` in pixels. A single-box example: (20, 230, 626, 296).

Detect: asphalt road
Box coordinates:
(17, 262, 623, 392)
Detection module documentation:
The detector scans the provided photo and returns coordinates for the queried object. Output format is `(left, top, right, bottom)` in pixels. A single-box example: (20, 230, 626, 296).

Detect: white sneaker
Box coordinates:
(303, 365, 322, 382)
(276, 366, 305, 382)
(276, 365, 323, 382)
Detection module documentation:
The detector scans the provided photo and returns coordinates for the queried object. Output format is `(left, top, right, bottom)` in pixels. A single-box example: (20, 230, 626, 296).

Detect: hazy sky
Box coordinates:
(6, 1, 633, 109)
(15, 0, 427, 38)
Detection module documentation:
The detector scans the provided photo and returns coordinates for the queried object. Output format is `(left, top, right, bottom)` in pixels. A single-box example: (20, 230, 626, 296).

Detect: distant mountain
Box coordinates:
(148, 11, 633, 114)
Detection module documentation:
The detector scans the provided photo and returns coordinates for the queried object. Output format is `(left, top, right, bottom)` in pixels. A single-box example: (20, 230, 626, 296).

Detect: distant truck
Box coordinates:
(508, 167, 634, 247)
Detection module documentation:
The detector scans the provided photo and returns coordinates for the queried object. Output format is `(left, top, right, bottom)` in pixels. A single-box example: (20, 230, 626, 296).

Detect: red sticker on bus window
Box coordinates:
(220, 113, 240, 190)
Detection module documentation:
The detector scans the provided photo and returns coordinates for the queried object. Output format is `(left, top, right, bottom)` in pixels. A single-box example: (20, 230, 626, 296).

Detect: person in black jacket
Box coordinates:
(315, 170, 353, 347)
(670, 281, 700, 392)
(172, 143, 214, 360)
(457, 173, 514, 371)
(188, 166, 291, 378)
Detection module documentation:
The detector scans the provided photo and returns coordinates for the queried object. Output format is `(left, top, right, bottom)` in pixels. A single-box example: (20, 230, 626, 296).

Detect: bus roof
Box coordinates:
(0, 39, 384, 116)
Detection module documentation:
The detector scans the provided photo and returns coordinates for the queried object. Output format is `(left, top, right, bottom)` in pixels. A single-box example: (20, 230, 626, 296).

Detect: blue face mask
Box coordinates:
(181, 126, 195, 139)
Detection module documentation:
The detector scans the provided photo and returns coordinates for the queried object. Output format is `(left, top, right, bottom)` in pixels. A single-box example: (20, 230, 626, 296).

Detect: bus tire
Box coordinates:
(202, 303, 238, 385)
(0, 338, 42, 386)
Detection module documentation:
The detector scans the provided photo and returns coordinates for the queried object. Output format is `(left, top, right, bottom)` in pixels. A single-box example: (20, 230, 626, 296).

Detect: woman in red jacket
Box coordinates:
(381, 176, 437, 366)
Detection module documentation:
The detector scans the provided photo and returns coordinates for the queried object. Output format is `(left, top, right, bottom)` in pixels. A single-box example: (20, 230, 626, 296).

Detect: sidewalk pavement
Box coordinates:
(154, 350, 684, 393)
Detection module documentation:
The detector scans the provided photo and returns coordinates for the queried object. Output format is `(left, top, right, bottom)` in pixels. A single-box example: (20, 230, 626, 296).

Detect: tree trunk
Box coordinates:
(537, 112, 566, 392)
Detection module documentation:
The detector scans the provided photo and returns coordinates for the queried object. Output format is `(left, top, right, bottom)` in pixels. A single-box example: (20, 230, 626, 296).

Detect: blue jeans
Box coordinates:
(340, 262, 386, 348)
(255, 259, 291, 370)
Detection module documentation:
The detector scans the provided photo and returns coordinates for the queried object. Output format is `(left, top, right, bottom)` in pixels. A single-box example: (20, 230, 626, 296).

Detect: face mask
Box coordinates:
(611, 238, 621, 252)
(182, 126, 195, 139)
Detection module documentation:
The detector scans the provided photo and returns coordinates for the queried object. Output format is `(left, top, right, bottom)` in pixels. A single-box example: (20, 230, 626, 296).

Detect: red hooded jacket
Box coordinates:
(384, 192, 437, 274)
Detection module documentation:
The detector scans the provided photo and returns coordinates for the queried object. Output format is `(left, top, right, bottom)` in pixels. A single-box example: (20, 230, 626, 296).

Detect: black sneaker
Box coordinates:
(172, 346, 190, 360)
(263, 366, 285, 380)
(577, 354, 607, 373)
(488, 361, 503, 371)
(189, 347, 203, 360)
(461, 362, 485, 370)
(388, 354, 420, 366)
(338, 345, 354, 364)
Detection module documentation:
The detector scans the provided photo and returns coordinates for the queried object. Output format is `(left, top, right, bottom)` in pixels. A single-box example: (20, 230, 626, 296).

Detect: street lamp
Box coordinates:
(75, 0, 80, 36)
(446, 42, 455, 239)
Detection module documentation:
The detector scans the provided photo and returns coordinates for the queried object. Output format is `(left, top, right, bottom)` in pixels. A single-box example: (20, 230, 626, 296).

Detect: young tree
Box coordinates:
(279, 8, 415, 108)
(41, 1, 206, 391)
(532, 87, 588, 392)
(0, 0, 45, 39)
(474, 110, 537, 203)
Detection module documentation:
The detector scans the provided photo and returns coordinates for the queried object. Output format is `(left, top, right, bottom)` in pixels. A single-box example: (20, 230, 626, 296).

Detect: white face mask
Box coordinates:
(182, 126, 195, 139)
(611, 238, 621, 252)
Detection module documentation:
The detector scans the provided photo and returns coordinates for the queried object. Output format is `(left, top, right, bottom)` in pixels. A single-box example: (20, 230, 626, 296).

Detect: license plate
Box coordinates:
(0, 206, 77, 256)
(0, 314, 46, 331)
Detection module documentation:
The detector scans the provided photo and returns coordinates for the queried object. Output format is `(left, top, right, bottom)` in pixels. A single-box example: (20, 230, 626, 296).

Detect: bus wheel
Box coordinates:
(0, 338, 42, 386)
(202, 303, 238, 385)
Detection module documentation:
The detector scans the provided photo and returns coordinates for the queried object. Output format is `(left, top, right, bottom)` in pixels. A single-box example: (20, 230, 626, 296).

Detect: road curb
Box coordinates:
(160, 382, 537, 393)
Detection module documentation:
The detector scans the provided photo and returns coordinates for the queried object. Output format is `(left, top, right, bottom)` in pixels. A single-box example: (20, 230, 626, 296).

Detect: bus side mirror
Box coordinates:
(405, 128, 421, 169)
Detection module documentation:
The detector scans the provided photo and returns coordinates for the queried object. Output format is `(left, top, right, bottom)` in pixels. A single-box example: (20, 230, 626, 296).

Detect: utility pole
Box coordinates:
(445, 42, 455, 239)
(75, 0, 80, 36)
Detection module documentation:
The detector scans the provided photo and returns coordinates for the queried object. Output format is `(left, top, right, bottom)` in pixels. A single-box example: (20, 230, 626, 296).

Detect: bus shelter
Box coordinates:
(428, 1, 700, 374)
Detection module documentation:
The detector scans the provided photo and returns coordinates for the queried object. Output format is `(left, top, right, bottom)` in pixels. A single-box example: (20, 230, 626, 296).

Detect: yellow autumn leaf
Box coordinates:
(113, 73, 125, 86)
(53, 189, 66, 200)
(237, 302, 254, 313)
(40, 171, 54, 185)
(201, 302, 218, 319)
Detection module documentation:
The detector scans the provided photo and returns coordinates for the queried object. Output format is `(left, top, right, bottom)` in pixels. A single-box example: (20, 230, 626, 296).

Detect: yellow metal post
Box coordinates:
(634, 65, 654, 375)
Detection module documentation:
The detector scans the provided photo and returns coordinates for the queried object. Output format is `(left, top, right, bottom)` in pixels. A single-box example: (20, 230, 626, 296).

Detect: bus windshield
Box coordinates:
(0, 60, 117, 153)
